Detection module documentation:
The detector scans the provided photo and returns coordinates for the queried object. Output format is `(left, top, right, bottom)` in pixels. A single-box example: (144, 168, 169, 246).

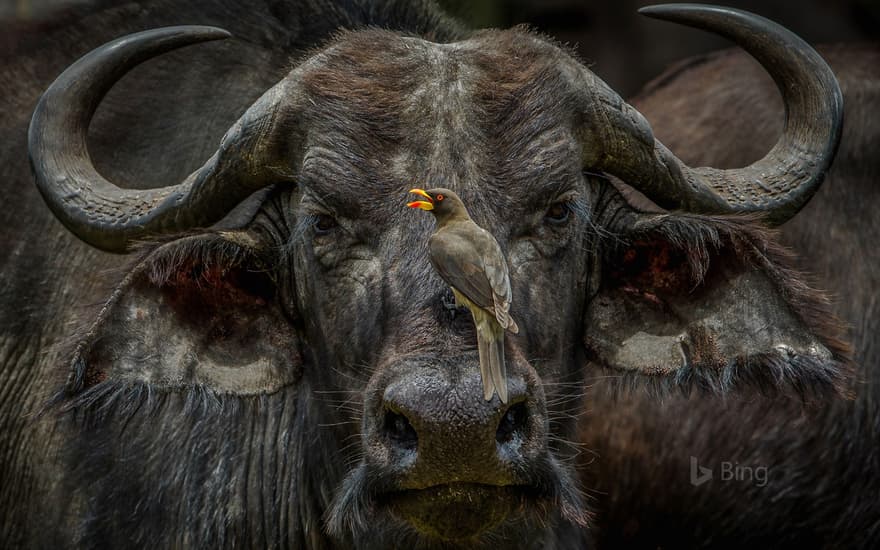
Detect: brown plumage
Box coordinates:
(408, 188, 518, 402)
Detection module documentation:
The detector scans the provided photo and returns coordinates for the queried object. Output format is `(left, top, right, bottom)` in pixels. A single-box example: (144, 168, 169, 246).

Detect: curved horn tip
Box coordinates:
(102, 26, 233, 53)
(157, 25, 233, 40)
(636, 3, 804, 47)
(120, 25, 234, 44)
(638, 3, 745, 20)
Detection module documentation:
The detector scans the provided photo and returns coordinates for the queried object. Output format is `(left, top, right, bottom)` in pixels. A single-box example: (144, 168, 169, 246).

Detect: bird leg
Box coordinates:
(441, 289, 465, 316)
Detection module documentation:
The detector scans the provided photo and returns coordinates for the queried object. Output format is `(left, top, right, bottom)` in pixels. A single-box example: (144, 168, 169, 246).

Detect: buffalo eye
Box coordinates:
(544, 201, 571, 225)
(314, 214, 339, 234)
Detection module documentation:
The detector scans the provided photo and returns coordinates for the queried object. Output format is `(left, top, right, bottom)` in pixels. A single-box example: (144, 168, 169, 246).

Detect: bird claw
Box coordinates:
(441, 294, 459, 313)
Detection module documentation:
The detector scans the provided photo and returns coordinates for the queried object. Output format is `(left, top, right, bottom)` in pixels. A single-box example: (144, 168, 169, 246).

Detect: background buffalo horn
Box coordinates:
(579, 4, 843, 225)
(29, 26, 291, 252)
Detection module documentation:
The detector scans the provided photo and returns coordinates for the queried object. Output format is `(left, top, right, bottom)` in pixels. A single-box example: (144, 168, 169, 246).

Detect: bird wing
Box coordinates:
(429, 222, 518, 332)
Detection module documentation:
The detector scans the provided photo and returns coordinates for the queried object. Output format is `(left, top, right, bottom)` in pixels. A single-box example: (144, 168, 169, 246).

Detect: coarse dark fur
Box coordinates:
(0, 1, 873, 549)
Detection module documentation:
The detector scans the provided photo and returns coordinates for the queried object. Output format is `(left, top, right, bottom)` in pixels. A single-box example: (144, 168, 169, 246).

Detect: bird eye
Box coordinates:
(314, 214, 339, 234)
(437, 194, 444, 201)
(544, 201, 571, 225)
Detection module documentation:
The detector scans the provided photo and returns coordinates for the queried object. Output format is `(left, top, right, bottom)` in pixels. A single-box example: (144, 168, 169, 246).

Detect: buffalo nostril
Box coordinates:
(496, 402, 528, 444)
(383, 410, 418, 450)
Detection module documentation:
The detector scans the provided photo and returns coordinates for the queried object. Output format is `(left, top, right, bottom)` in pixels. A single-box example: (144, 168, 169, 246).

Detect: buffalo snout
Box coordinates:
(371, 359, 545, 483)
(326, 354, 589, 542)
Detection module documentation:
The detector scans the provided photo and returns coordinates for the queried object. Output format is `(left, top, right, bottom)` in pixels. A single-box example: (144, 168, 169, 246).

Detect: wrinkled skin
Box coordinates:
(0, 1, 869, 548)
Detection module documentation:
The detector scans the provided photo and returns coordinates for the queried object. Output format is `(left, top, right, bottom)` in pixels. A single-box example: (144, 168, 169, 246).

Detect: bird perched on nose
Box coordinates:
(407, 188, 519, 403)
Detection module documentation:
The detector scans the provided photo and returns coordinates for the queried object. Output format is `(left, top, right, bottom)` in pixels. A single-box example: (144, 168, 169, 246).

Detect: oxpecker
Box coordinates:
(407, 188, 519, 403)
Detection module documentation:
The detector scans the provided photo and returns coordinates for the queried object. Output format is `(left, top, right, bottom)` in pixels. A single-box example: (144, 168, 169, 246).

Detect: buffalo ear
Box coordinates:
(66, 232, 302, 397)
(584, 214, 850, 395)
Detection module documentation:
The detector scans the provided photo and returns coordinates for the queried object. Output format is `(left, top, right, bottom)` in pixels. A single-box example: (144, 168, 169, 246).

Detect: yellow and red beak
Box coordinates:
(407, 188, 434, 211)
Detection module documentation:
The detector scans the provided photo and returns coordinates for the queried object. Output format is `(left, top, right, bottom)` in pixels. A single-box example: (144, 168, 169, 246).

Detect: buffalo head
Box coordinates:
(30, 5, 847, 548)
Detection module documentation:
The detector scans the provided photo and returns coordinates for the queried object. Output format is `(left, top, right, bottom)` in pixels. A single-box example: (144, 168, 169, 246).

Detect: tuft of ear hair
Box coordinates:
(585, 213, 851, 399)
(57, 231, 301, 407)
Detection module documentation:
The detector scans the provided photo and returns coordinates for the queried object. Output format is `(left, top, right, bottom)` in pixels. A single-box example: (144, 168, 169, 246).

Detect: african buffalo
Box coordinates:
(0, 0, 873, 548)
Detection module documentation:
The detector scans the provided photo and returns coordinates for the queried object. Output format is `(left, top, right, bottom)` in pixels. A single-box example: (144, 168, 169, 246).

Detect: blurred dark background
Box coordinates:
(1, 0, 878, 96)
(437, 0, 879, 96)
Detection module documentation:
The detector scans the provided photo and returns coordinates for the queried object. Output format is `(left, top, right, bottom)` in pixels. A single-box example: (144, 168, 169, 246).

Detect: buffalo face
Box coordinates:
(31, 6, 846, 549)
(272, 32, 597, 542)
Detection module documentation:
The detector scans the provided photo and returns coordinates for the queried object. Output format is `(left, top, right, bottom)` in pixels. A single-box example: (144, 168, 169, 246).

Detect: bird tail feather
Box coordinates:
(488, 334, 508, 403)
(477, 334, 494, 401)
(474, 306, 509, 403)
